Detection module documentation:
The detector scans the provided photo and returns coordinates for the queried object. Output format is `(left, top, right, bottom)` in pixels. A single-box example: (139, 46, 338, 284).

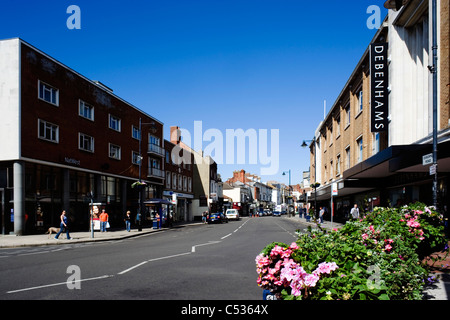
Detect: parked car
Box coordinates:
(225, 209, 240, 221)
(273, 210, 281, 217)
(207, 212, 229, 224)
(264, 209, 272, 216)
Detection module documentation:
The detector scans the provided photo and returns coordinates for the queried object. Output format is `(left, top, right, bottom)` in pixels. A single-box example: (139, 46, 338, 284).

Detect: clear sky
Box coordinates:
(0, 0, 387, 185)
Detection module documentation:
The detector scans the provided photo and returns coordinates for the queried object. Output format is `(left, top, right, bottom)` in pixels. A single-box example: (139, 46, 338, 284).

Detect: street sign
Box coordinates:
(423, 153, 433, 166)
(430, 164, 437, 175)
(332, 183, 338, 196)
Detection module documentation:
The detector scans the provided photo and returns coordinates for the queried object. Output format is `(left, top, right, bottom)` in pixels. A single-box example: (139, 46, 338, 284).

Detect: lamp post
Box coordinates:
(302, 138, 318, 219)
(137, 118, 156, 231)
(282, 170, 292, 217)
(430, 0, 439, 209)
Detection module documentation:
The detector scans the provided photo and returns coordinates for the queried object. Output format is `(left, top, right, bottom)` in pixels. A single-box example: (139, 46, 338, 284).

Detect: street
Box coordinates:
(0, 216, 307, 300)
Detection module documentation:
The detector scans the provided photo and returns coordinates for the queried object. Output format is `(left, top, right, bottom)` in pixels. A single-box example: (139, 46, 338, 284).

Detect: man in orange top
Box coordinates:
(99, 209, 109, 232)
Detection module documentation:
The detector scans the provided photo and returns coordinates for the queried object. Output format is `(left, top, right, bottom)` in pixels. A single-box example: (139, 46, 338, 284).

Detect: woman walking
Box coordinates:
(54, 210, 72, 240)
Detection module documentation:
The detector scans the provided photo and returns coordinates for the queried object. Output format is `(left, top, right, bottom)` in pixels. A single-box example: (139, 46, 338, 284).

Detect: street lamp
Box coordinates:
(302, 138, 318, 219)
(137, 118, 157, 231)
(282, 170, 292, 217)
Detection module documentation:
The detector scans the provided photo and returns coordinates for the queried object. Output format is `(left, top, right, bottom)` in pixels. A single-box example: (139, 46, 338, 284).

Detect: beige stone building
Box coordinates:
(306, 0, 450, 221)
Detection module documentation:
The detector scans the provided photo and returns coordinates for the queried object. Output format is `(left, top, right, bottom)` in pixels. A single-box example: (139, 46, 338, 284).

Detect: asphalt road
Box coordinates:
(0, 216, 308, 300)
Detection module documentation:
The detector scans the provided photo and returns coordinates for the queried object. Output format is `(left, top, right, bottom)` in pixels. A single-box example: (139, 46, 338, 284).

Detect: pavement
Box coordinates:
(0, 221, 205, 249)
(1, 216, 448, 300)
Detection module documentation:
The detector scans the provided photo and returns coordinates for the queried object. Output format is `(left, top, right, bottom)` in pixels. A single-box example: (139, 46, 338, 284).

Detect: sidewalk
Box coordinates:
(0, 221, 203, 249)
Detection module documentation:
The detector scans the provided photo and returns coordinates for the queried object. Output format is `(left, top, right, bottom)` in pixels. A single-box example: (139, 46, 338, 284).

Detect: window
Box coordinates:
(336, 154, 341, 176)
(345, 103, 351, 127)
(188, 177, 192, 192)
(336, 116, 341, 138)
(132, 151, 141, 165)
(149, 135, 160, 146)
(79, 133, 94, 152)
(109, 115, 121, 132)
(357, 90, 363, 113)
(132, 126, 140, 140)
(178, 174, 182, 191)
(38, 119, 59, 143)
(373, 133, 380, 155)
(183, 176, 187, 191)
(166, 172, 171, 188)
(165, 150, 170, 164)
(109, 144, 121, 160)
(79, 100, 94, 121)
(357, 137, 363, 163)
(345, 146, 351, 170)
(172, 174, 177, 189)
(38, 80, 59, 106)
(330, 160, 333, 180)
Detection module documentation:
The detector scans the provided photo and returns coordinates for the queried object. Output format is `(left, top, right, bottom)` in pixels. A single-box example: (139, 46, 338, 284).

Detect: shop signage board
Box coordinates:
(370, 42, 389, 133)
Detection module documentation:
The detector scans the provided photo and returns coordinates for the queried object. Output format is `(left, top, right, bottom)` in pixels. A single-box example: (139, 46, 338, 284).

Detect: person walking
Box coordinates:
(100, 209, 109, 232)
(124, 210, 131, 232)
(319, 207, 325, 224)
(350, 204, 360, 220)
(54, 210, 72, 240)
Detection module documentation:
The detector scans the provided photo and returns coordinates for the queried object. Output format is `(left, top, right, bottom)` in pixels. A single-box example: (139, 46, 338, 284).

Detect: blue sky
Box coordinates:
(0, 0, 387, 185)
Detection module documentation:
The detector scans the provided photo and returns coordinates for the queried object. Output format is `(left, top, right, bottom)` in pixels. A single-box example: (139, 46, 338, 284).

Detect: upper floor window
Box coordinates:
(109, 143, 121, 160)
(38, 119, 59, 143)
(132, 151, 141, 165)
(345, 103, 351, 127)
(357, 137, 363, 163)
(149, 135, 160, 146)
(79, 133, 94, 153)
(357, 90, 363, 114)
(132, 126, 141, 140)
(109, 114, 121, 132)
(79, 100, 94, 121)
(38, 80, 59, 106)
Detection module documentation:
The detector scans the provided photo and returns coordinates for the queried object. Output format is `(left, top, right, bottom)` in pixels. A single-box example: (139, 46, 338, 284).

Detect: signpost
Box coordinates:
(331, 183, 338, 230)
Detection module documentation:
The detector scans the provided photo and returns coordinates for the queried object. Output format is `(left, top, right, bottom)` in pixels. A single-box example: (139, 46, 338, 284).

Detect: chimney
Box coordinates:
(240, 169, 246, 183)
(170, 126, 181, 144)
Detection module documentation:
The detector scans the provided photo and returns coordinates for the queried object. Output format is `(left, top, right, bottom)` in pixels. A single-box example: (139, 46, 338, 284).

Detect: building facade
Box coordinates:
(163, 139, 194, 222)
(0, 38, 165, 235)
(169, 126, 221, 220)
(306, 0, 450, 221)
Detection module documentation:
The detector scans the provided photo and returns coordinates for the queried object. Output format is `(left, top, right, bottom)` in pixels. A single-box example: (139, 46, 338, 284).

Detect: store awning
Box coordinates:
(144, 199, 173, 205)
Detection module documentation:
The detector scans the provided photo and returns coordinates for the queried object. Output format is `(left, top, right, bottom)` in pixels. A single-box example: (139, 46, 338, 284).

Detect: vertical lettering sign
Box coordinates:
(370, 43, 389, 132)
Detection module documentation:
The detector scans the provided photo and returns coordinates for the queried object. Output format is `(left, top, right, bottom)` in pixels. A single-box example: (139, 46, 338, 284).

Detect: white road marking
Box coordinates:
(7, 275, 113, 294)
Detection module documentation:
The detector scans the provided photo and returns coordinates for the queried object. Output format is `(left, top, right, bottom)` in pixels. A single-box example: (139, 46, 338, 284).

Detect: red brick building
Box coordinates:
(0, 38, 164, 234)
(163, 139, 194, 222)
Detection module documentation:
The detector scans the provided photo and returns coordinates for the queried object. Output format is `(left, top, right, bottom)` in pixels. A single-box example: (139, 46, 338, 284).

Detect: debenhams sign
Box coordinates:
(370, 42, 389, 132)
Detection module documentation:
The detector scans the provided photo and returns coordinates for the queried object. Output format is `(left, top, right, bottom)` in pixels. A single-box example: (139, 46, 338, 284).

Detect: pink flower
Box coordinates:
(290, 242, 299, 250)
(303, 273, 320, 287)
(362, 233, 369, 240)
(384, 244, 392, 252)
(314, 262, 339, 275)
(369, 225, 375, 232)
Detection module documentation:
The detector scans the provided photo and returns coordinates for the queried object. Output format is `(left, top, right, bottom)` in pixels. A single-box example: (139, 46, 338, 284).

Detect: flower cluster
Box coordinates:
(361, 224, 396, 253)
(256, 242, 338, 298)
(401, 210, 425, 240)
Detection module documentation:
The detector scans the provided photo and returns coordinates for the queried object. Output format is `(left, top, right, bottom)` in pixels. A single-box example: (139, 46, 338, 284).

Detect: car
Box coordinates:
(207, 212, 228, 224)
(264, 209, 272, 216)
(225, 209, 240, 221)
(273, 210, 281, 217)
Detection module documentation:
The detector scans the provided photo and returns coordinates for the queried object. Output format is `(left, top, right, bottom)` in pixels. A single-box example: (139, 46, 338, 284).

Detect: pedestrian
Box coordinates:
(202, 211, 207, 224)
(100, 209, 109, 232)
(350, 204, 360, 220)
(124, 210, 131, 232)
(54, 210, 72, 240)
(319, 207, 324, 224)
